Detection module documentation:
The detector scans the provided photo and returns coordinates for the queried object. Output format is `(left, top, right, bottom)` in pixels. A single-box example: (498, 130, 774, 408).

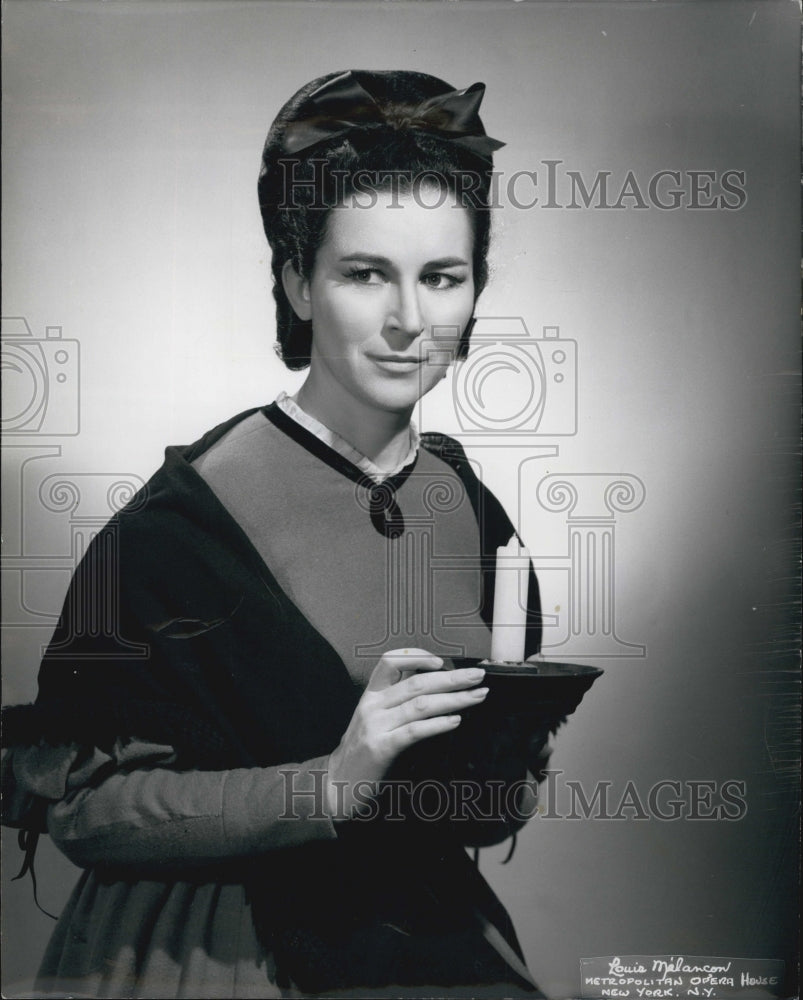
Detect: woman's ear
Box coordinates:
(281, 260, 312, 322)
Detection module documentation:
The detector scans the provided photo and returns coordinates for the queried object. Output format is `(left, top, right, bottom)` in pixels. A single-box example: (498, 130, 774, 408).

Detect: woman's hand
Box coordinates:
(326, 649, 487, 820)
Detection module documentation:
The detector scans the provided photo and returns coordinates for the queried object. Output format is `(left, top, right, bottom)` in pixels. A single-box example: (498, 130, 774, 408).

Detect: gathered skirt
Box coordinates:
(34, 869, 543, 1000)
(35, 871, 279, 999)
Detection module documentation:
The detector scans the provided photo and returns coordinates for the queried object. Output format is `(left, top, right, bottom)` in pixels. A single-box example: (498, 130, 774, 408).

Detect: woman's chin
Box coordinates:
(356, 368, 446, 415)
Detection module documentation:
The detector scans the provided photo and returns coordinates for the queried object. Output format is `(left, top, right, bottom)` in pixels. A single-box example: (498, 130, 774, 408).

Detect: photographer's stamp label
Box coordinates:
(580, 957, 785, 999)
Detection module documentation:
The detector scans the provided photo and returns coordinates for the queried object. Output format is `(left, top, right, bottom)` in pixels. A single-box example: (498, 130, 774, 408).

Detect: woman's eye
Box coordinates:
(422, 273, 462, 289)
(346, 268, 383, 284)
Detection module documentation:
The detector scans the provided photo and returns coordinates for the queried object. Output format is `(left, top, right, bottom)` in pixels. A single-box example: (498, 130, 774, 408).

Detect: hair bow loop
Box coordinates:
(414, 82, 486, 132)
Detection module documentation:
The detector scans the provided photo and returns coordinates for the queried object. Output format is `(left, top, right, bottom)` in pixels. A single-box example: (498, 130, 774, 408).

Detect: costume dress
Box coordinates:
(2, 399, 547, 999)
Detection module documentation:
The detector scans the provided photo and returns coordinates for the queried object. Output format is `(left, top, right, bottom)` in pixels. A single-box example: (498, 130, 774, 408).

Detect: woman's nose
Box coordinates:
(386, 281, 424, 339)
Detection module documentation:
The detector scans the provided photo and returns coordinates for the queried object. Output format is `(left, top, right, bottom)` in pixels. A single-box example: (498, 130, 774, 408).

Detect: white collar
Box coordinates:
(274, 391, 419, 484)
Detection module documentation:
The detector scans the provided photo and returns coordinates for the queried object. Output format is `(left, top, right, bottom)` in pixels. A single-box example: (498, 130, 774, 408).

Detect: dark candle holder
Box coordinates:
(456, 656, 603, 717)
(391, 657, 604, 794)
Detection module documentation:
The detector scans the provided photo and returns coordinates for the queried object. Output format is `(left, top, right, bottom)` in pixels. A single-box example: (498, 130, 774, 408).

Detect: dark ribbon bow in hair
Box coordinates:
(281, 70, 505, 161)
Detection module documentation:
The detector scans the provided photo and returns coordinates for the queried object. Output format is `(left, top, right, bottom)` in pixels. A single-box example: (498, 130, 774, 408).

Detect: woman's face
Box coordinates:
(297, 187, 476, 417)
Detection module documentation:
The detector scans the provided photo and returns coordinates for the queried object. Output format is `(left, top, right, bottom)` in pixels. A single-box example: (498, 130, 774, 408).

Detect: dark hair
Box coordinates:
(257, 70, 498, 370)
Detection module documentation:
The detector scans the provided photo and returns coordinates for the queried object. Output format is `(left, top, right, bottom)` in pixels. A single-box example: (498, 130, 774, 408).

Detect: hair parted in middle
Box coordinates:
(257, 69, 503, 370)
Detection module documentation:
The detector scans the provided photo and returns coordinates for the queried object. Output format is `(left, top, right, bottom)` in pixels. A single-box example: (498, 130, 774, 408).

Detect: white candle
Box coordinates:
(489, 534, 530, 663)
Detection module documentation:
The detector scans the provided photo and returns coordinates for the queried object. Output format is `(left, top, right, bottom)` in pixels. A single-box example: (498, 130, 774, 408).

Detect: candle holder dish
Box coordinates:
(454, 656, 603, 718)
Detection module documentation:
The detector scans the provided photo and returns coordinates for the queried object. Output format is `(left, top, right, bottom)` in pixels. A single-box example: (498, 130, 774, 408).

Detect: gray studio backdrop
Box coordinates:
(2, 1, 799, 998)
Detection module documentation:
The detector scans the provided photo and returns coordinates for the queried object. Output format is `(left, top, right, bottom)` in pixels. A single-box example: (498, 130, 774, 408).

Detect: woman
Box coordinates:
(3, 70, 548, 998)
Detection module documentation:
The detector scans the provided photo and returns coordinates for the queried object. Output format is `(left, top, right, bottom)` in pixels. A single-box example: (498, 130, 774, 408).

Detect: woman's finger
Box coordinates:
(365, 648, 444, 692)
(384, 687, 489, 730)
(380, 665, 487, 709)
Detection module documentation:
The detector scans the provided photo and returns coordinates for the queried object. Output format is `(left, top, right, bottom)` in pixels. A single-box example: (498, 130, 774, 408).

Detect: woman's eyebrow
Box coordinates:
(423, 256, 469, 269)
(339, 253, 393, 267)
(339, 253, 468, 268)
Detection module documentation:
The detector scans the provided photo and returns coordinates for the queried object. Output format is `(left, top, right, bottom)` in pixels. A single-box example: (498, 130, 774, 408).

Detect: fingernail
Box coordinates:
(432, 656, 444, 666)
(467, 667, 486, 680)
(470, 686, 489, 698)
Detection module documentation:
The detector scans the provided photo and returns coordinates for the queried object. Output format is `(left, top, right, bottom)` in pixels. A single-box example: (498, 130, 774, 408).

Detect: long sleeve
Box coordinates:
(4, 740, 337, 872)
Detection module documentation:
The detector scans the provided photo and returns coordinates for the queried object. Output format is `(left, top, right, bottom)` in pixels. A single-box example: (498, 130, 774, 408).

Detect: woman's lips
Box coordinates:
(369, 355, 426, 371)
